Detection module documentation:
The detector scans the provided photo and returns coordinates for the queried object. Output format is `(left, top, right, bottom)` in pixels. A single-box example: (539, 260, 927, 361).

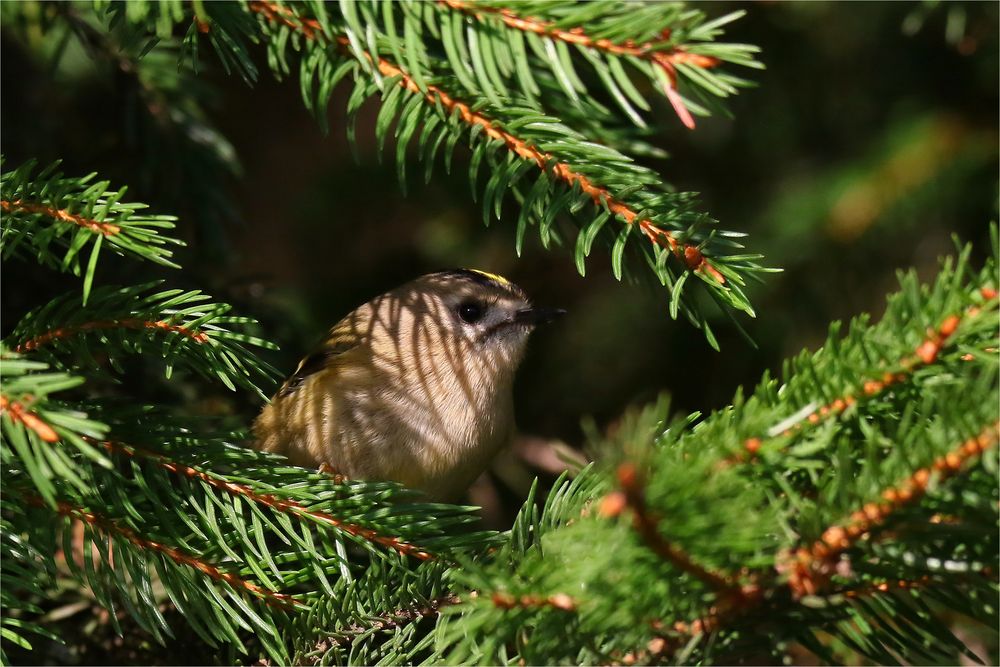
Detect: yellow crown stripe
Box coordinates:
(467, 269, 512, 287)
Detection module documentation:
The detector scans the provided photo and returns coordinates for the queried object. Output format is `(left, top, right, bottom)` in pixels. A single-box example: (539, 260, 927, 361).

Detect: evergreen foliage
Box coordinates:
(1, 160, 181, 303)
(10, 282, 280, 396)
(1, 2, 997, 666)
(88, 0, 771, 345)
(434, 242, 999, 665)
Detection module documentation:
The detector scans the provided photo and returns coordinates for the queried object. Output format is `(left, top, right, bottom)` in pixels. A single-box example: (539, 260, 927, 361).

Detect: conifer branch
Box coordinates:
(1, 352, 111, 505)
(1, 160, 183, 303)
(611, 463, 752, 597)
(434, 242, 998, 665)
(1, 199, 123, 236)
(734, 285, 999, 464)
(0, 519, 59, 663)
(335, 24, 729, 284)
(251, 0, 725, 279)
(249, 0, 322, 37)
(103, 439, 434, 560)
(436, 0, 729, 128)
(837, 574, 934, 599)
(7, 283, 280, 397)
(331, 0, 759, 131)
(783, 421, 999, 598)
(15, 318, 211, 352)
(68, 0, 769, 339)
(26, 495, 302, 610)
(437, 0, 712, 63)
(3, 344, 489, 662)
(0, 395, 60, 444)
(5, 4, 996, 663)
(827, 567, 993, 604)
(245, 0, 762, 339)
(315, 594, 460, 650)
(287, 560, 464, 664)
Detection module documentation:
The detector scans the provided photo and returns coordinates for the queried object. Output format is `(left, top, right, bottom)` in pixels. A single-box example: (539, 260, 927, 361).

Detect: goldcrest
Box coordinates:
(253, 269, 563, 501)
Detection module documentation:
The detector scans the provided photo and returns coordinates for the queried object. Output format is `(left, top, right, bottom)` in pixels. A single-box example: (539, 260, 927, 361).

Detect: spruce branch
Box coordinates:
(6, 4, 996, 664)
(2, 348, 493, 663)
(432, 0, 760, 128)
(321, 593, 460, 646)
(831, 568, 995, 602)
(488, 590, 576, 611)
(607, 462, 759, 600)
(647, 418, 1000, 659)
(433, 241, 998, 665)
(25, 495, 302, 609)
(8, 491, 294, 662)
(7, 283, 280, 398)
(0, 351, 111, 506)
(1, 200, 123, 237)
(245, 0, 767, 342)
(102, 439, 435, 561)
(732, 283, 999, 465)
(1, 160, 183, 303)
(287, 561, 461, 665)
(84, 0, 771, 339)
(88, 413, 497, 558)
(782, 421, 999, 599)
(5, 421, 493, 663)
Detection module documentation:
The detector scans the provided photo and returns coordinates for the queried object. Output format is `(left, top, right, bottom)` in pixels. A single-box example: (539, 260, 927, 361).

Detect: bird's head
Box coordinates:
(404, 269, 564, 370)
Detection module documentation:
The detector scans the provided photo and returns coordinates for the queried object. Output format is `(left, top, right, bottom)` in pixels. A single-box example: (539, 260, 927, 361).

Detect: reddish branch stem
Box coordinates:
(0, 394, 59, 442)
(1, 199, 122, 236)
(438, 0, 721, 129)
(27, 496, 300, 608)
(783, 421, 1000, 598)
(736, 286, 999, 463)
(246, 0, 725, 283)
(104, 440, 434, 560)
(610, 463, 755, 599)
(15, 318, 211, 352)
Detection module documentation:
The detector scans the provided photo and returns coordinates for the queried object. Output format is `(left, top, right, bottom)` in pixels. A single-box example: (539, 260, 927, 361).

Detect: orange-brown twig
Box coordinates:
(28, 496, 301, 608)
(104, 440, 434, 560)
(734, 286, 999, 464)
(0, 394, 59, 442)
(438, 0, 720, 129)
(15, 318, 211, 353)
(248, 0, 322, 37)
(632, 559, 994, 662)
(490, 591, 576, 611)
(1, 199, 121, 236)
(628, 422, 999, 659)
(247, 0, 725, 283)
(782, 421, 999, 598)
(611, 463, 755, 599)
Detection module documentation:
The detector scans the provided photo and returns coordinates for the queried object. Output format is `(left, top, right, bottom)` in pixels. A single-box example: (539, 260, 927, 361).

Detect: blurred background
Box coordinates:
(3, 2, 998, 521)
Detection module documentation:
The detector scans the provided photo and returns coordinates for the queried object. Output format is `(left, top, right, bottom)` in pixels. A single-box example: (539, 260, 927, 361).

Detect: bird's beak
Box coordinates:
(513, 307, 566, 326)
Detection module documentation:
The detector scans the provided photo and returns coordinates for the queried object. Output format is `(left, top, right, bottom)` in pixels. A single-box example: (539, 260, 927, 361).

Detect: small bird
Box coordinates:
(253, 269, 563, 501)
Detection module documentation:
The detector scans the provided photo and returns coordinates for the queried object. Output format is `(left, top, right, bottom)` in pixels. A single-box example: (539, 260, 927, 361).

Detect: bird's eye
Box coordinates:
(458, 301, 485, 324)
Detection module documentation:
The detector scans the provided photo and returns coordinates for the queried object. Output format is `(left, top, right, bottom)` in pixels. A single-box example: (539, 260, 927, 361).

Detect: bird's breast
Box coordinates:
(352, 353, 515, 496)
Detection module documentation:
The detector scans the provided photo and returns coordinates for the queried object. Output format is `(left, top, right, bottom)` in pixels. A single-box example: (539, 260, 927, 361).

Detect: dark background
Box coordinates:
(3, 2, 998, 514)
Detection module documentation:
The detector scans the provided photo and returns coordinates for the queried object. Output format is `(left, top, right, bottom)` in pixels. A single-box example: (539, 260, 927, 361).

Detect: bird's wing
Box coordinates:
(275, 321, 363, 398)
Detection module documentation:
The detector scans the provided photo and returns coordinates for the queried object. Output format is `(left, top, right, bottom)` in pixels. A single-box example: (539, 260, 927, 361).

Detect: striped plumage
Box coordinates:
(253, 270, 562, 501)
